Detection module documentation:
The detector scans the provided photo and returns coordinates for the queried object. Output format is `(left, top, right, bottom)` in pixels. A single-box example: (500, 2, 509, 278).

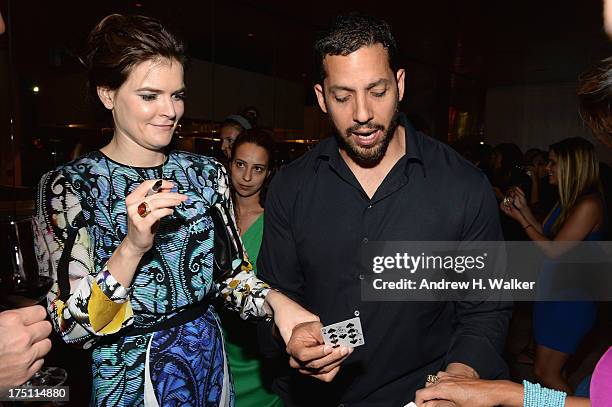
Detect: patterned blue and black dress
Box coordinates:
(33, 150, 271, 406)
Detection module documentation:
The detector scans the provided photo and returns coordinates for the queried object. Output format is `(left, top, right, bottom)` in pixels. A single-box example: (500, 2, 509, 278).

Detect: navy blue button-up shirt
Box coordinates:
(258, 115, 512, 407)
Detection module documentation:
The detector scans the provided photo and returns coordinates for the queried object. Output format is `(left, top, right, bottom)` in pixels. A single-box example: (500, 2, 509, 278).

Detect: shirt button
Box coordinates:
(338, 404, 345, 407)
(358, 274, 365, 280)
(354, 310, 360, 317)
(367, 204, 372, 209)
(362, 237, 368, 244)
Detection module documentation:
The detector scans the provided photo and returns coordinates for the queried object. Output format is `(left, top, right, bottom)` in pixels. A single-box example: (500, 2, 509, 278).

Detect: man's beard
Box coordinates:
(333, 110, 400, 168)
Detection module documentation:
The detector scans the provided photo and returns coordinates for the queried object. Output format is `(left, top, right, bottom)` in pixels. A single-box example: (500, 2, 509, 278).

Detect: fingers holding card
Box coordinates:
(321, 316, 365, 349)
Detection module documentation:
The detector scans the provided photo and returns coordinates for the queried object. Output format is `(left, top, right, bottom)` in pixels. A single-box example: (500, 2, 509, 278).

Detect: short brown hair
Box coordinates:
(85, 14, 185, 106)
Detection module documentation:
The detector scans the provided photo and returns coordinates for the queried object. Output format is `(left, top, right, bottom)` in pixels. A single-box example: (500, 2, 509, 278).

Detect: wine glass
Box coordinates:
(0, 216, 67, 387)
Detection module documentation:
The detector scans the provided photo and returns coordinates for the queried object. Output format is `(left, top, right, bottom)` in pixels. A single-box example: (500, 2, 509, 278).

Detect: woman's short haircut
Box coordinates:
(85, 14, 185, 106)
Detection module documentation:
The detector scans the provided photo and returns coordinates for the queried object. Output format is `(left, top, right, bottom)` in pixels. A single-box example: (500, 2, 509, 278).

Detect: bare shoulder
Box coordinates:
(567, 193, 605, 227)
(574, 193, 604, 215)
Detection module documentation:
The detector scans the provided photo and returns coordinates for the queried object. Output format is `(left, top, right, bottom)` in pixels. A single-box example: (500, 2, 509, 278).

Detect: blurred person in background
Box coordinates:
(416, 55, 612, 407)
(220, 114, 253, 160)
(474, 143, 497, 183)
(459, 142, 496, 183)
(501, 137, 605, 393)
(0, 6, 53, 390)
(222, 129, 283, 407)
(523, 148, 558, 221)
(578, 56, 612, 239)
(492, 143, 531, 201)
(241, 106, 260, 129)
(493, 143, 532, 240)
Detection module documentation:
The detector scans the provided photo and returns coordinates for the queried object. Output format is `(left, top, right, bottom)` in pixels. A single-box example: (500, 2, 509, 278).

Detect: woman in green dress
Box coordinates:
(223, 129, 283, 406)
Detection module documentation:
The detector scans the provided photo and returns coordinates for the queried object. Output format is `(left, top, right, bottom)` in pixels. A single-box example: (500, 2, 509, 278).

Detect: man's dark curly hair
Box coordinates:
(314, 13, 398, 83)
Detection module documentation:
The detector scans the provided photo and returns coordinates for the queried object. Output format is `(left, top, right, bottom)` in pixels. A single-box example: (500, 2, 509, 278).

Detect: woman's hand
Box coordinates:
(107, 179, 187, 288)
(500, 187, 532, 227)
(509, 187, 528, 212)
(123, 180, 187, 256)
(264, 290, 319, 344)
(500, 194, 525, 223)
(525, 165, 537, 183)
(415, 376, 523, 407)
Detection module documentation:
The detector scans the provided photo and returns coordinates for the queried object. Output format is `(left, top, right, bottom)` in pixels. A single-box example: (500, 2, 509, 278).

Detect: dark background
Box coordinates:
(1, 0, 611, 188)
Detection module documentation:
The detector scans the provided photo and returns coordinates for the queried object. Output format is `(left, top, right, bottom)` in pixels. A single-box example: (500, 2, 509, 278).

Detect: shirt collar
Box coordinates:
(399, 113, 426, 177)
(314, 113, 427, 176)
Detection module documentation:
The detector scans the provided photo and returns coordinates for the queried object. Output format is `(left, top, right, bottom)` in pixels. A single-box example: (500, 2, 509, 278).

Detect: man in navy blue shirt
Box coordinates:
(258, 13, 512, 407)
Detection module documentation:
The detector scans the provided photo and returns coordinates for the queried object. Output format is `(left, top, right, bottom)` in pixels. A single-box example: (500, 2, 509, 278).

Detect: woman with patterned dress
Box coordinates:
(501, 137, 606, 394)
(32, 14, 317, 406)
(221, 130, 283, 407)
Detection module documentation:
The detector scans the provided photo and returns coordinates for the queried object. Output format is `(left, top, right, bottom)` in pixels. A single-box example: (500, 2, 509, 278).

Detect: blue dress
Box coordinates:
(33, 150, 271, 406)
(533, 203, 604, 354)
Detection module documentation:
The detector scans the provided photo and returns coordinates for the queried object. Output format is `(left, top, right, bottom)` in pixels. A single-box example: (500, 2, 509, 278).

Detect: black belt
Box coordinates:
(94, 300, 211, 347)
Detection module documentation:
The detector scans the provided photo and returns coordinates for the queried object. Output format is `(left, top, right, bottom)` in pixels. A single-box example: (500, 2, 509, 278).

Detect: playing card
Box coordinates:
(321, 316, 365, 348)
(403, 403, 417, 407)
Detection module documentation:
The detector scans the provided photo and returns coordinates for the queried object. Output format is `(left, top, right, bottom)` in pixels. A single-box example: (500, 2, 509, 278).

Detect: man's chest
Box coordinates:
(292, 178, 464, 281)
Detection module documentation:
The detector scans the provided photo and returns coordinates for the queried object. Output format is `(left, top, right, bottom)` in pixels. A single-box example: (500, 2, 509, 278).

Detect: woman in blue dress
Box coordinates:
(501, 137, 606, 393)
(33, 14, 318, 406)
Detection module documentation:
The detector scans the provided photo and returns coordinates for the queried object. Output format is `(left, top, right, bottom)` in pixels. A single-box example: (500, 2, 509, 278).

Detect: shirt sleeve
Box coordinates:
(256, 168, 305, 304)
(34, 169, 134, 348)
(212, 162, 271, 320)
(255, 168, 307, 355)
(444, 172, 513, 379)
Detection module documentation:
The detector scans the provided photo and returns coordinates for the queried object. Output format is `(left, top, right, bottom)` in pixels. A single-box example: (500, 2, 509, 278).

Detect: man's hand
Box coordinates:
(0, 305, 52, 386)
(286, 321, 352, 382)
(263, 291, 351, 382)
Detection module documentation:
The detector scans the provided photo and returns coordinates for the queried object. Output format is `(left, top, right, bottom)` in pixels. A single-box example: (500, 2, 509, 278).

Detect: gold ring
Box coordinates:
(137, 201, 151, 218)
(426, 374, 439, 385)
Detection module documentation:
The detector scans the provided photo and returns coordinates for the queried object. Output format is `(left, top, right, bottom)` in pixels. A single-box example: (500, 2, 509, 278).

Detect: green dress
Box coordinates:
(223, 214, 283, 407)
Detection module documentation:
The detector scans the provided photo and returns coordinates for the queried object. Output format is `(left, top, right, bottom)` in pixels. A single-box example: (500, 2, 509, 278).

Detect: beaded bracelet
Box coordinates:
(523, 380, 567, 407)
